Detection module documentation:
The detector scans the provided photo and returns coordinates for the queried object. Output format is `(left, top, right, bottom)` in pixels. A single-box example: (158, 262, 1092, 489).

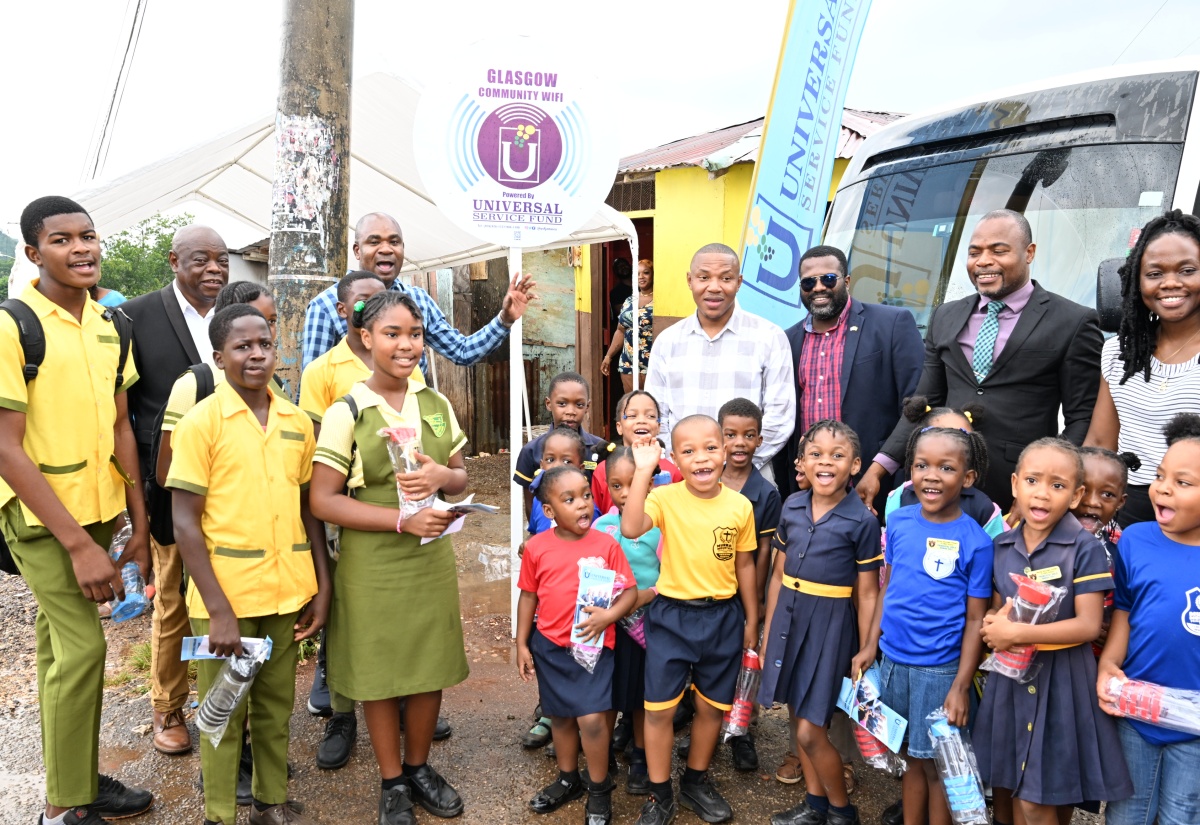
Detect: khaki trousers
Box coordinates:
(150, 536, 190, 713)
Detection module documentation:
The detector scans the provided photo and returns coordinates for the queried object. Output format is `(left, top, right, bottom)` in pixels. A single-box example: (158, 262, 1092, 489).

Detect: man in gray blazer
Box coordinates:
(857, 209, 1103, 511)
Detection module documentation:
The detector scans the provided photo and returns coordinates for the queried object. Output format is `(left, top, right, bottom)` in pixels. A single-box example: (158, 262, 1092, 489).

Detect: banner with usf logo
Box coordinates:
(739, 0, 873, 322)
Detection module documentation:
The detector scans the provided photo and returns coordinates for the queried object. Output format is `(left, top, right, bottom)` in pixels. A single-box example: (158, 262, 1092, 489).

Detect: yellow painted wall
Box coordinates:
(576, 157, 850, 318)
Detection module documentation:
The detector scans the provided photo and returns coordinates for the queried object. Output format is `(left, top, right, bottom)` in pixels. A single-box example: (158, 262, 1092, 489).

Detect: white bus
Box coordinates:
(825, 58, 1200, 331)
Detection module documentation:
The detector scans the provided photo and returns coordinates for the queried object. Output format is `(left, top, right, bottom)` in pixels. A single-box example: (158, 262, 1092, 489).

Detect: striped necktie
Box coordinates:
(972, 300, 1005, 383)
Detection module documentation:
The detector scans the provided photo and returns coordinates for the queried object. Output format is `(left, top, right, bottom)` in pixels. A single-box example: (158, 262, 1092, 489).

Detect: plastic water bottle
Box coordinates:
(927, 710, 988, 825)
(720, 650, 761, 741)
(1108, 677, 1200, 736)
(196, 646, 269, 747)
(988, 580, 1051, 679)
(107, 520, 147, 623)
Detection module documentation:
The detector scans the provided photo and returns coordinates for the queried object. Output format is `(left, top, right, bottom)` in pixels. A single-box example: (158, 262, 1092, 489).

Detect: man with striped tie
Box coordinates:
(859, 209, 1103, 510)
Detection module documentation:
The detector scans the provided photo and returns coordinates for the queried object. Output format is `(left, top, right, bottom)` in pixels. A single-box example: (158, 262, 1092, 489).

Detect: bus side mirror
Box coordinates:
(1096, 257, 1124, 333)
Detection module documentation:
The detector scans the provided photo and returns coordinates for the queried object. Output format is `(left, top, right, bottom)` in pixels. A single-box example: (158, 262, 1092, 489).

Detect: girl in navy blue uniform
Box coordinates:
(976, 438, 1131, 825)
(761, 420, 882, 825)
(854, 425, 993, 825)
(1099, 414, 1200, 825)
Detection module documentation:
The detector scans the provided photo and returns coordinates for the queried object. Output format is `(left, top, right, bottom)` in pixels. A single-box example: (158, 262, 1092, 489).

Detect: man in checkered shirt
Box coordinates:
(645, 242, 795, 485)
(301, 212, 534, 370)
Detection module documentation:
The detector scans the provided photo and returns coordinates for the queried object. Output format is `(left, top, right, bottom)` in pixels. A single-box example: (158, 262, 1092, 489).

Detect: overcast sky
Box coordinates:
(1, 0, 1198, 244)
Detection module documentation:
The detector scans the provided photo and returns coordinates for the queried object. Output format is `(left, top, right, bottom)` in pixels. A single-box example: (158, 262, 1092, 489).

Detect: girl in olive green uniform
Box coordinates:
(310, 291, 468, 825)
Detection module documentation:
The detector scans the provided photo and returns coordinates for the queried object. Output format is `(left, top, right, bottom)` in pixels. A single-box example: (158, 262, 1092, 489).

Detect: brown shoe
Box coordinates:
(152, 709, 192, 755)
(249, 801, 315, 825)
(775, 751, 803, 784)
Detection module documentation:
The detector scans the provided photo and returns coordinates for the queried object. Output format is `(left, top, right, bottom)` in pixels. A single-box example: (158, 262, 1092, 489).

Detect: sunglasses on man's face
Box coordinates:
(800, 273, 842, 292)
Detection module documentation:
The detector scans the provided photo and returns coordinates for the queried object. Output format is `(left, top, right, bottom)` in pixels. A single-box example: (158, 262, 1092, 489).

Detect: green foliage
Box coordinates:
(0, 230, 14, 298)
(100, 213, 194, 299)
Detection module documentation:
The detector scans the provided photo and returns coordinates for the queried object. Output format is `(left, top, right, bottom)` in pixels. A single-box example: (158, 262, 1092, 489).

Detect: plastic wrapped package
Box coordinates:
(379, 427, 435, 518)
(195, 643, 271, 747)
(720, 649, 762, 742)
(853, 720, 906, 776)
(979, 573, 1066, 682)
(569, 559, 627, 673)
(926, 709, 988, 825)
(1107, 677, 1200, 736)
(619, 605, 647, 648)
(107, 516, 148, 623)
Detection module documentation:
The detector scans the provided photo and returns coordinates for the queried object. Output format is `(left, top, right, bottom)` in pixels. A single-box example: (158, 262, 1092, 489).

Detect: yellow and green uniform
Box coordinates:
(314, 381, 468, 699)
(298, 338, 424, 423)
(166, 381, 317, 825)
(0, 281, 138, 808)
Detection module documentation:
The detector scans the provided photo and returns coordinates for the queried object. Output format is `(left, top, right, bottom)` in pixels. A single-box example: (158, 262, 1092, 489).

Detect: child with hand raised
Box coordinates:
(591, 391, 681, 514)
(517, 465, 636, 825)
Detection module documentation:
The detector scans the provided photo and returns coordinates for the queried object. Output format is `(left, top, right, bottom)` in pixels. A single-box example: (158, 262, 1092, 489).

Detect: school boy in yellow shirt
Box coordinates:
(621, 414, 758, 825)
(167, 304, 331, 825)
(0, 197, 153, 825)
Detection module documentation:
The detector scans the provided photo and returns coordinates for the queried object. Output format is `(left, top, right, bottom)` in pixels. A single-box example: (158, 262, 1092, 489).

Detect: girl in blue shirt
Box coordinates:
(855, 425, 993, 825)
(1100, 414, 1200, 825)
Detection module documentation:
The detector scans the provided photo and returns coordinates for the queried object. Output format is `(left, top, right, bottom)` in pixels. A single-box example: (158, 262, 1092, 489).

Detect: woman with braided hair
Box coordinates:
(1085, 209, 1200, 526)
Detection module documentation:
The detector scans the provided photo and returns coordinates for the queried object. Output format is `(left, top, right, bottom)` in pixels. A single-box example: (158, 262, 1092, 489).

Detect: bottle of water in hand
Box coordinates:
(107, 518, 147, 623)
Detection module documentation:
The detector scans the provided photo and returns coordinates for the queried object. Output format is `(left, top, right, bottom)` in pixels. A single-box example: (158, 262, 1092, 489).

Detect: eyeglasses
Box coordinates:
(800, 273, 842, 292)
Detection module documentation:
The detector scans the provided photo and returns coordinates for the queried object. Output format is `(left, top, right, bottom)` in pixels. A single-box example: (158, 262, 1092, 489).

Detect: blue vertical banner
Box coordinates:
(740, 0, 873, 322)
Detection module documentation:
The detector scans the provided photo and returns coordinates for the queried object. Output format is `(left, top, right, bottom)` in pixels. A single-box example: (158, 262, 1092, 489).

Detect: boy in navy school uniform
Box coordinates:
(716, 397, 781, 772)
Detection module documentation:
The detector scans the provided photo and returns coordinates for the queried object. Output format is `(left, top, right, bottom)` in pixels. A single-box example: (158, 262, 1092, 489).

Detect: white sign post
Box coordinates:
(414, 36, 620, 630)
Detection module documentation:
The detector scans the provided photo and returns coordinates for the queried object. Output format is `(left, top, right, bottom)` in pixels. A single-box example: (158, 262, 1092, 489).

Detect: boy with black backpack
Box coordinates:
(0, 196, 154, 825)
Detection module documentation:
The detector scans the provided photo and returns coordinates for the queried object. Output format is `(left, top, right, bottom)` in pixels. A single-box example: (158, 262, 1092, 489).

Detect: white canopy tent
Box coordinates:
(8, 71, 636, 627)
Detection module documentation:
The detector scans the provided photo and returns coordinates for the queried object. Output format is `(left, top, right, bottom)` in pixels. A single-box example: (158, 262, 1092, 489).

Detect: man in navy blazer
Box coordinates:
(773, 245, 925, 505)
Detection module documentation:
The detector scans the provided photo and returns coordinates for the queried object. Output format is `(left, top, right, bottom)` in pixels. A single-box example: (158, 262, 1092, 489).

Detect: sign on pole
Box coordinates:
(415, 37, 620, 629)
(739, 0, 873, 324)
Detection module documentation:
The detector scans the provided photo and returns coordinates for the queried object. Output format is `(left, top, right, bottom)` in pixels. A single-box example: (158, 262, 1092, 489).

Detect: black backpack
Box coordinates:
(0, 299, 132, 576)
(146, 364, 217, 546)
(145, 366, 286, 546)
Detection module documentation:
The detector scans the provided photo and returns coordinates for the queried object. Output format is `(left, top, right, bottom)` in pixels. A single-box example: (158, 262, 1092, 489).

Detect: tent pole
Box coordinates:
(509, 246, 524, 634)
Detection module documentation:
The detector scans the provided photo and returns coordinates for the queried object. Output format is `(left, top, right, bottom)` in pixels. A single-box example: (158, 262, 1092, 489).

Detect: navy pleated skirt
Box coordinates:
(758, 588, 856, 727)
(975, 645, 1133, 806)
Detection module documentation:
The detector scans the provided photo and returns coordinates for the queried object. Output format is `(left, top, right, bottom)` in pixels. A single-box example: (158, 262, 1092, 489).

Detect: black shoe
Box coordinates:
(47, 808, 104, 825)
(528, 774, 584, 814)
(625, 758, 650, 795)
(404, 764, 464, 818)
(729, 733, 759, 771)
(236, 740, 254, 806)
(317, 711, 356, 770)
(827, 807, 859, 825)
(635, 796, 677, 825)
(612, 714, 633, 752)
(546, 739, 557, 759)
(433, 715, 452, 741)
(379, 785, 417, 825)
(307, 665, 331, 717)
(584, 775, 615, 825)
(880, 799, 903, 825)
(679, 774, 732, 824)
(92, 775, 154, 820)
(771, 801, 828, 825)
(675, 736, 690, 759)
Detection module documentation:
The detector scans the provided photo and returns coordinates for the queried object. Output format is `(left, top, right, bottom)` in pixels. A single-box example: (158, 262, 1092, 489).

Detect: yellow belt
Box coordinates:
(781, 575, 852, 598)
(1036, 641, 1085, 651)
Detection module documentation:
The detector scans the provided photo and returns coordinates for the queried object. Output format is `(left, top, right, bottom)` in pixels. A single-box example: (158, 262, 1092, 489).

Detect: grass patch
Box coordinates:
(104, 671, 134, 688)
(128, 641, 152, 672)
(298, 638, 319, 663)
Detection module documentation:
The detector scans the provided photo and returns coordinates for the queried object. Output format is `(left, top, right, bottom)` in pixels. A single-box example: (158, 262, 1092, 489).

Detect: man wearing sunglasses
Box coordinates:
(774, 245, 924, 507)
(770, 243, 923, 797)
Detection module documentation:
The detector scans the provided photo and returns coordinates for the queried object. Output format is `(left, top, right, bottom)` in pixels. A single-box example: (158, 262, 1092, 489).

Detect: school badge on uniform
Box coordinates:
(922, 538, 959, 580)
(712, 527, 736, 561)
(1182, 587, 1200, 637)
(423, 413, 447, 438)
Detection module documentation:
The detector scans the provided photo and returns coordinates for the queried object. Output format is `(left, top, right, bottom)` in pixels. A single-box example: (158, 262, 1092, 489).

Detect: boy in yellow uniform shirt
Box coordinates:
(168, 304, 330, 825)
(0, 197, 153, 825)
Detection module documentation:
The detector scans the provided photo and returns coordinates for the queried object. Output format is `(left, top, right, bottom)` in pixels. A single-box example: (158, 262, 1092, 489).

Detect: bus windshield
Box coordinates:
(825, 142, 1183, 331)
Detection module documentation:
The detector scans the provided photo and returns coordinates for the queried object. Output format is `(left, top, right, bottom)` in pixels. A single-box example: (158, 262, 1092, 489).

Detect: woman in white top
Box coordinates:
(1085, 210, 1200, 526)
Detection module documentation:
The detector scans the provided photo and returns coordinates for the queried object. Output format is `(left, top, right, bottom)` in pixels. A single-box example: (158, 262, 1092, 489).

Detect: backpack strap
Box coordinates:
(0, 299, 45, 383)
(192, 364, 216, 402)
(103, 307, 133, 390)
(340, 393, 362, 491)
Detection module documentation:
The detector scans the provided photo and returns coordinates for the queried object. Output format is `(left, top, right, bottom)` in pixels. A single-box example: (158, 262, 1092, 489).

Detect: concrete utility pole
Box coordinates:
(267, 0, 354, 392)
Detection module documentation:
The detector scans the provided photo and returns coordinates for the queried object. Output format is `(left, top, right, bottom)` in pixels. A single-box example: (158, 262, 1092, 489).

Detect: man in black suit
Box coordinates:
(858, 209, 1103, 511)
(775, 245, 925, 502)
(122, 225, 229, 755)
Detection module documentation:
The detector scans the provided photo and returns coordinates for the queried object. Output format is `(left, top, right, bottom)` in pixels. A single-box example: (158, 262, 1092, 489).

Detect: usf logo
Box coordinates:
(712, 527, 737, 562)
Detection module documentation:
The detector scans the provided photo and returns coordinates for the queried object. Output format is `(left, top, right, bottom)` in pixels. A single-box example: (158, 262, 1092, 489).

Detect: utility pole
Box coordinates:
(268, 0, 354, 393)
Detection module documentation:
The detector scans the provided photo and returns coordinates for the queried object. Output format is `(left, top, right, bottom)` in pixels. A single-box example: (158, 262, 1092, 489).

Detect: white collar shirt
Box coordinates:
(172, 280, 216, 367)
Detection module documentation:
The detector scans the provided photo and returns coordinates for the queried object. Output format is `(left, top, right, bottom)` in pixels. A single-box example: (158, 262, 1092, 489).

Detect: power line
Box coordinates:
(83, 0, 150, 182)
(1111, 0, 1170, 65)
(1175, 32, 1200, 58)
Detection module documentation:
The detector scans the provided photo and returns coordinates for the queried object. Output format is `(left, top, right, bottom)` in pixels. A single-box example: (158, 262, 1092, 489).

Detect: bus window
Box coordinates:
(825, 143, 1183, 331)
